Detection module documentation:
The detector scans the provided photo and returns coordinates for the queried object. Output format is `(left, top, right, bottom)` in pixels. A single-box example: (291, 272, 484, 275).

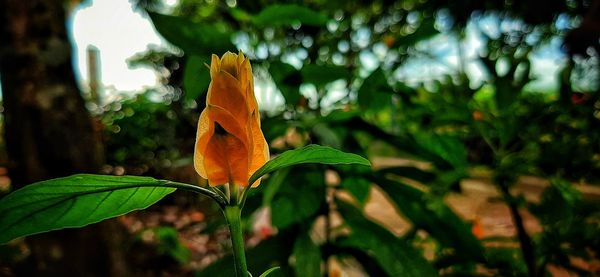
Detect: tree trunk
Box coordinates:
(0, 0, 103, 188)
(0, 1, 128, 276)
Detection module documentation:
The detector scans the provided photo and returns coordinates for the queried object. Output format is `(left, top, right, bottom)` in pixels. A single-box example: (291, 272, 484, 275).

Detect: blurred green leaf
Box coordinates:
(377, 166, 436, 184)
(229, 8, 252, 23)
(531, 178, 581, 225)
(483, 247, 528, 276)
(340, 177, 371, 206)
(300, 64, 351, 87)
(262, 168, 290, 206)
(249, 144, 371, 186)
(183, 55, 210, 100)
(261, 116, 290, 143)
(151, 227, 191, 264)
(549, 178, 581, 208)
(312, 123, 342, 149)
(293, 231, 321, 276)
(331, 246, 389, 276)
(269, 61, 302, 105)
(375, 177, 485, 262)
(252, 4, 328, 27)
(412, 133, 469, 170)
(357, 68, 394, 111)
(336, 200, 438, 277)
(346, 118, 463, 170)
(495, 115, 520, 149)
(148, 12, 235, 55)
(322, 109, 361, 123)
(271, 168, 324, 229)
(0, 174, 175, 244)
(494, 76, 518, 112)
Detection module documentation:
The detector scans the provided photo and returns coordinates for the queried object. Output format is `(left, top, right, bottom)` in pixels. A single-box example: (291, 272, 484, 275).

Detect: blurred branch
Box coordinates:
(497, 178, 538, 277)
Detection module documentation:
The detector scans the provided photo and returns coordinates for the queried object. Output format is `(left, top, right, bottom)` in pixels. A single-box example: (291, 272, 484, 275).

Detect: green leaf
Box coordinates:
(229, 8, 252, 23)
(376, 166, 436, 184)
(357, 68, 394, 111)
(300, 64, 351, 87)
(262, 168, 290, 206)
(259, 267, 281, 277)
(331, 247, 388, 276)
(149, 226, 191, 264)
(269, 61, 302, 105)
(375, 177, 484, 262)
(531, 178, 581, 225)
(336, 200, 438, 277)
(483, 247, 528, 276)
(340, 177, 371, 206)
(0, 174, 175, 244)
(252, 5, 328, 27)
(345, 117, 448, 166)
(322, 109, 361, 123)
(293, 231, 321, 276)
(312, 123, 342, 149)
(249, 145, 371, 186)
(549, 178, 581, 207)
(261, 116, 291, 143)
(494, 76, 518, 112)
(148, 12, 235, 55)
(183, 55, 210, 100)
(270, 168, 324, 229)
(412, 133, 468, 170)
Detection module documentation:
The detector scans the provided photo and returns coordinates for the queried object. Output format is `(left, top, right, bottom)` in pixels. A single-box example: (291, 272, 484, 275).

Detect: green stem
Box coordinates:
(224, 205, 248, 277)
(163, 181, 227, 208)
(238, 185, 251, 207)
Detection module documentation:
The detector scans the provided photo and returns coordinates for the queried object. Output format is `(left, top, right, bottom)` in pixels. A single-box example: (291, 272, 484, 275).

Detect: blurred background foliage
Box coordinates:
(1, 0, 600, 276)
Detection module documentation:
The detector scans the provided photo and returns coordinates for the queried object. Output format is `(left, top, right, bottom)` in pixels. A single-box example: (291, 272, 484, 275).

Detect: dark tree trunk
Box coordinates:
(0, 0, 103, 189)
(0, 1, 129, 276)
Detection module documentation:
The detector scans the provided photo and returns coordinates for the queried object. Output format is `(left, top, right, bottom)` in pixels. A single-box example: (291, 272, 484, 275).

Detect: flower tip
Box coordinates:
(219, 52, 241, 78)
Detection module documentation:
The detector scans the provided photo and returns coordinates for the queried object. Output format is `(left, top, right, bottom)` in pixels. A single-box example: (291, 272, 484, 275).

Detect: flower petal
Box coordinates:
(219, 51, 240, 79)
(194, 109, 211, 179)
(207, 71, 249, 124)
(240, 58, 259, 116)
(203, 131, 248, 186)
(210, 54, 220, 78)
(207, 105, 250, 148)
(247, 111, 270, 187)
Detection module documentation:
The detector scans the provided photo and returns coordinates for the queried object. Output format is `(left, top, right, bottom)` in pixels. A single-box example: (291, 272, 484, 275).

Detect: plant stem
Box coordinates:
(164, 181, 227, 208)
(498, 180, 536, 277)
(224, 205, 248, 277)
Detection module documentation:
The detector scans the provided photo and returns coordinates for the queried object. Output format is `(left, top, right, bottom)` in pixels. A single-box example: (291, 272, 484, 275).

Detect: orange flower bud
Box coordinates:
(194, 52, 269, 187)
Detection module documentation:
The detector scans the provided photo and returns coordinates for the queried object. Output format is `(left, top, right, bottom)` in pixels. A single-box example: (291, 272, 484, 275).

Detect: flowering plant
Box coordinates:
(0, 52, 370, 277)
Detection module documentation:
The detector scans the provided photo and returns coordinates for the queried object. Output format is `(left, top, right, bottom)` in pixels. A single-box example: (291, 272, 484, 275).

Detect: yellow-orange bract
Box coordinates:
(194, 52, 269, 187)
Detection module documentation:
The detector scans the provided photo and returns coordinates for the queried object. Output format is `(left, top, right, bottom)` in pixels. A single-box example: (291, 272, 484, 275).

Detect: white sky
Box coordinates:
(70, 0, 165, 92)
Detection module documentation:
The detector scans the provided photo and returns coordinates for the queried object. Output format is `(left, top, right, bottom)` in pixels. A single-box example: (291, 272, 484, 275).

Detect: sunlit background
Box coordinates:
(64, 0, 568, 112)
